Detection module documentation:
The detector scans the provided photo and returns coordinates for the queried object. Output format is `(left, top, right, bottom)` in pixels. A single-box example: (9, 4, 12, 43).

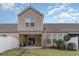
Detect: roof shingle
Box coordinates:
(0, 24, 18, 32)
(0, 23, 79, 33)
(18, 6, 43, 17)
(44, 23, 79, 33)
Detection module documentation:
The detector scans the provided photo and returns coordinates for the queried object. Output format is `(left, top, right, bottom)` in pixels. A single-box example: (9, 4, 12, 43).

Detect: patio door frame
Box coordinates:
(27, 37, 35, 46)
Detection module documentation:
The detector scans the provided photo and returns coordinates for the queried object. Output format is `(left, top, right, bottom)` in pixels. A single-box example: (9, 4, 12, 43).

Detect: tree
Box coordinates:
(64, 35, 71, 41)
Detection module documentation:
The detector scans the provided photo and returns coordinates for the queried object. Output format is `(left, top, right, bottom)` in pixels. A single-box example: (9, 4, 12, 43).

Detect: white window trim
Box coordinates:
(53, 34, 57, 40)
(25, 18, 30, 27)
(47, 34, 53, 45)
(47, 34, 51, 44)
(25, 18, 35, 28)
(57, 34, 63, 40)
(51, 34, 53, 45)
(47, 33, 64, 45)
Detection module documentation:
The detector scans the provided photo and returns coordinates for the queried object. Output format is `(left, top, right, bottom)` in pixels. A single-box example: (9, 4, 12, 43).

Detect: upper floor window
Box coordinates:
(30, 19, 35, 27)
(25, 18, 30, 27)
(25, 18, 35, 27)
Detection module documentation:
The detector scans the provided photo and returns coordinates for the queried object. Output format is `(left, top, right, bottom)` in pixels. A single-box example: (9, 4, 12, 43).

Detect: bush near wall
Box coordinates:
(52, 39, 57, 48)
(56, 39, 65, 49)
(67, 42, 76, 51)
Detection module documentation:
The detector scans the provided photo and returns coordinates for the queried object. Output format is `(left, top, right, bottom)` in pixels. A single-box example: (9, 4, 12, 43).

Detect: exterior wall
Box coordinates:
(18, 9, 43, 32)
(0, 33, 19, 39)
(42, 33, 68, 47)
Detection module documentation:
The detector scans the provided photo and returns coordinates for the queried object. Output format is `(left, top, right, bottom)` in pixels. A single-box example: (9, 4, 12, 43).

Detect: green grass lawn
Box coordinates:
(0, 48, 79, 56)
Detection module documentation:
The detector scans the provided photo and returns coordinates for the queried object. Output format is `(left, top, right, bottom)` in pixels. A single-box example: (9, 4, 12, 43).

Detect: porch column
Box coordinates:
(41, 34, 47, 47)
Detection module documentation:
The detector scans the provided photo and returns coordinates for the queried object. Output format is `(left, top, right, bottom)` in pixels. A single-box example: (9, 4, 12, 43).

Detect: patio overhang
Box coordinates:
(19, 31, 43, 34)
(68, 32, 79, 34)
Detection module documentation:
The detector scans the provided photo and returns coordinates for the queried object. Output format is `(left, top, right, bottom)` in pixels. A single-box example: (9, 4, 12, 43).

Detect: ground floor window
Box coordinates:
(2, 34, 7, 37)
(47, 39, 51, 44)
(0, 34, 7, 37)
(47, 33, 63, 45)
(52, 34, 57, 43)
(58, 34, 63, 40)
(47, 34, 52, 44)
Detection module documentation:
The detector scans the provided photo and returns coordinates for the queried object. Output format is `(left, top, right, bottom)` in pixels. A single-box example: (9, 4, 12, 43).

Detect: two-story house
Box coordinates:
(0, 6, 79, 47)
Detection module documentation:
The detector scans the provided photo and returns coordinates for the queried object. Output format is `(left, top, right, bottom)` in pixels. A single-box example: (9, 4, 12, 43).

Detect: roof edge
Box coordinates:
(44, 23, 79, 25)
(17, 6, 44, 17)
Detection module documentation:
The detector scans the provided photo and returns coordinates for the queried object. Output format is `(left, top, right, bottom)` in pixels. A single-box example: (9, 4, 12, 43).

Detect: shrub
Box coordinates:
(56, 39, 65, 49)
(67, 42, 76, 50)
(53, 39, 57, 43)
(52, 39, 57, 48)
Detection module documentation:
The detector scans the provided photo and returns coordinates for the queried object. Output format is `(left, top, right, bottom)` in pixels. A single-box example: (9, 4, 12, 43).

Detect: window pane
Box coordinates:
(47, 34, 51, 39)
(31, 22, 34, 27)
(52, 34, 57, 43)
(25, 18, 30, 22)
(47, 34, 51, 44)
(47, 39, 51, 44)
(2, 34, 6, 37)
(53, 39, 57, 43)
(53, 34, 57, 40)
(25, 18, 30, 27)
(58, 34, 62, 40)
(25, 23, 29, 27)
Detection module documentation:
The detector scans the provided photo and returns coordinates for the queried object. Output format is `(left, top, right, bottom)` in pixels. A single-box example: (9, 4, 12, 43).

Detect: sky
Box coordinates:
(0, 3, 79, 23)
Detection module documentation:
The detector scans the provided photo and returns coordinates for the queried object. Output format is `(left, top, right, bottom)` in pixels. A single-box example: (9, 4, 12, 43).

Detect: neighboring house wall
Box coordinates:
(42, 33, 68, 47)
(0, 33, 19, 39)
(18, 8, 43, 32)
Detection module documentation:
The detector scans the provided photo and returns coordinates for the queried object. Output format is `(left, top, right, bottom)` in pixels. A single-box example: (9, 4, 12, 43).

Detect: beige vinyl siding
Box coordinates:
(0, 33, 19, 38)
(18, 8, 43, 32)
